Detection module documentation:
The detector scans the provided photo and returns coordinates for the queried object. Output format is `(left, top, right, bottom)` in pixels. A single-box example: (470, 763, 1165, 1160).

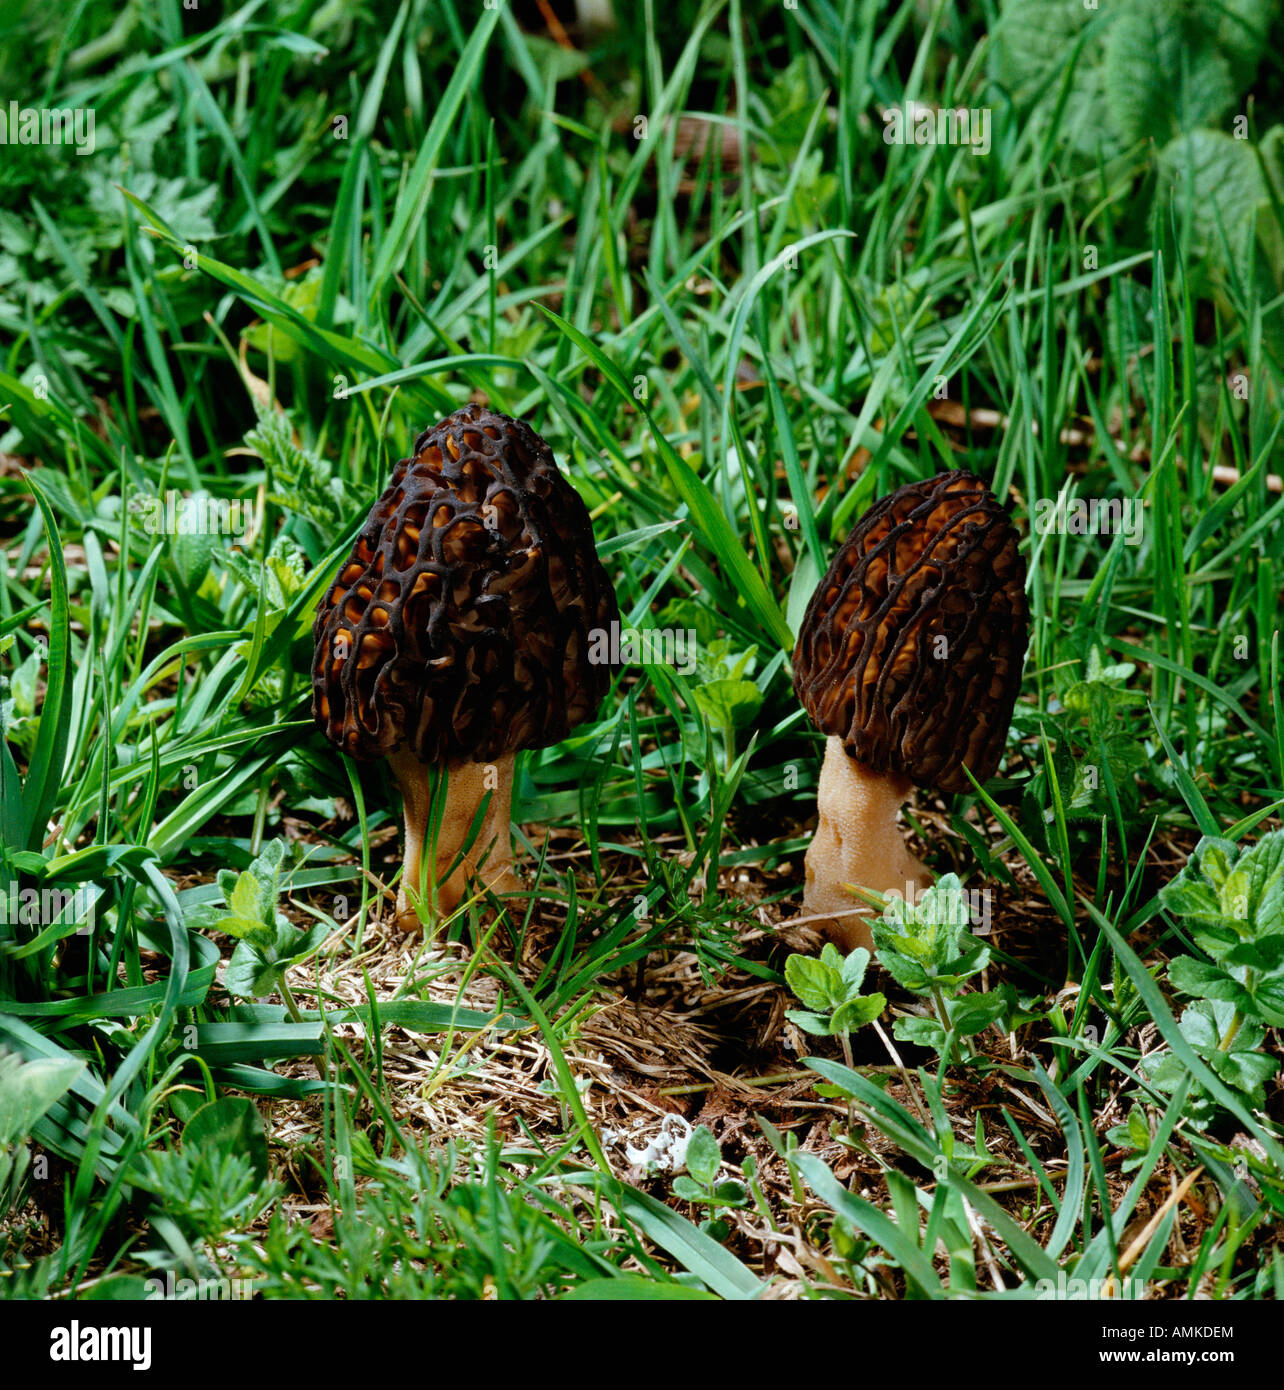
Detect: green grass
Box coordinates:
(1, 0, 1282, 1300)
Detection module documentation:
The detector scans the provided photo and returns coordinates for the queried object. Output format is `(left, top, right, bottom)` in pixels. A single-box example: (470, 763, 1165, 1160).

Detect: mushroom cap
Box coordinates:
(793, 469, 1028, 795)
(312, 404, 619, 764)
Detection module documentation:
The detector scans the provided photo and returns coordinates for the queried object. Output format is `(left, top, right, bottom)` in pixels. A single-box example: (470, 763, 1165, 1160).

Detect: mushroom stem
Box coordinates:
(803, 736, 931, 953)
(389, 750, 519, 928)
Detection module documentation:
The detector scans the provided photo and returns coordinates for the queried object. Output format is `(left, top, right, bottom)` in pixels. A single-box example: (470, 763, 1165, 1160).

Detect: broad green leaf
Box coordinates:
(1251, 974, 1284, 1028)
(684, 1125, 721, 1189)
(1156, 130, 1265, 284)
(1104, 0, 1235, 147)
(784, 1008, 834, 1037)
(182, 1097, 269, 1182)
(1127, 1108, 1151, 1150)
(229, 872, 264, 918)
(1158, 876, 1224, 925)
(1167, 955, 1251, 1008)
(840, 946, 871, 992)
(894, 1016, 947, 1049)
(0, 1052, 85, 1148)
(785, 953, 839, 1011)
(1207, 1048, 1278, 1102)
(948, 991, 1008, 1036)
(831, 993, 887, 1033)
(691, 678, 764, 732)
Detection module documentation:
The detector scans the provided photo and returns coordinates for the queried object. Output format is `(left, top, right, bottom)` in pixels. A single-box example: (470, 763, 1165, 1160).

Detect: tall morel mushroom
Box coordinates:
(312, 404, 619, 927)
(792, 469, 1029, 951)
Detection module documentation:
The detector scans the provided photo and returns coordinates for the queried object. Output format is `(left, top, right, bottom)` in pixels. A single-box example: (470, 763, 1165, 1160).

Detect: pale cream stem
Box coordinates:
(803, 735, 930, 952)
(389, 749, 518, 928)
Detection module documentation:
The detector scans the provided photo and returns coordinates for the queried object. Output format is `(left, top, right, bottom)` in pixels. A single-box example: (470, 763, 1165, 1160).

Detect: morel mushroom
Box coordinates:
(792, 469, 1029, 951)
(312, 404, 618, 927)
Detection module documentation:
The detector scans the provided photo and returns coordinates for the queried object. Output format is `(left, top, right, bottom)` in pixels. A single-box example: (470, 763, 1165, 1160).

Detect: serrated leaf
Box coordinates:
(839, 946, 871, 992)
(223, 916, 321, 1000)
(949, 991, 1008, 1036)
(875, 947, 933, 993)
(1197, 838, 1239, 888)
(1126, 1107, 1150, 1150)
(1177, 998, 1235, 1051)
(784, 1008, 834, 1037)
(218, 914, 277, 948)
(1168, 955, 1251, 1008)
(830, 993, 886, 1033)
(1223, 937, 1284, 973)
(1220, 868, 1253, 925)
(1206, 1048, 1278, 1104)
(1158, 876, 1224, 924)
(227, 871, 264, 922)
(691, 678, 763, 733)
(818, 942, 845, 975)
(1250, 974, 1284, 1028)
(1237, 830, 1284, 927)
(784, 954, 839, 1012)
(685, 1125, 721, 1188)
(225, 941, 288, 1000)
(892, 1016, 947, 1049)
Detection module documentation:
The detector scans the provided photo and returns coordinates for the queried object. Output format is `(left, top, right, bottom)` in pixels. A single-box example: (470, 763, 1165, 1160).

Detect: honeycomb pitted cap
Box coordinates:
(793, 469, 1028, 794)
(311, 404, 619, 764)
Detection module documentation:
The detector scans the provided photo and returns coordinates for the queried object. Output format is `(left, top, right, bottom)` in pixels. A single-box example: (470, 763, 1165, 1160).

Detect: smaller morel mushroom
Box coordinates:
(312, 405, 618, 928)
(792, 470, 1029, 951)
